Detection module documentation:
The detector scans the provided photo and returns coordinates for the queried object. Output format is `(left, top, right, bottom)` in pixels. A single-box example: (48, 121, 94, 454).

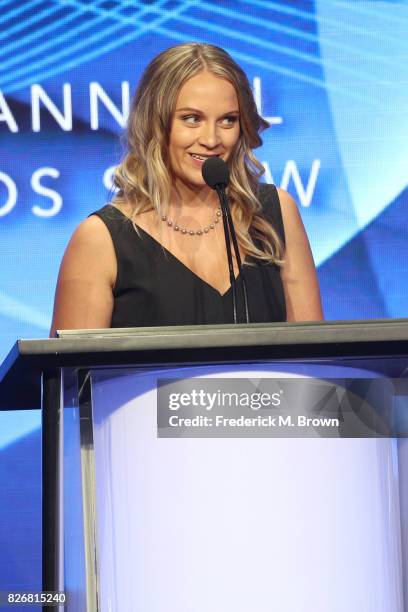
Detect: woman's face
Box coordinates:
(169, 70, 240, 191)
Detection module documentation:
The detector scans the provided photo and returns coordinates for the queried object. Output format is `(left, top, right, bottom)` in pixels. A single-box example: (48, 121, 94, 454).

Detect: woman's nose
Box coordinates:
(198, 122, 220, 148)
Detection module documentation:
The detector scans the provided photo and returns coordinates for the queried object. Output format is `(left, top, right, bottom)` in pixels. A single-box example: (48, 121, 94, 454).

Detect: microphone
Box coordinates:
(202, 157, 250, 324)
(202, 156, 229, 189)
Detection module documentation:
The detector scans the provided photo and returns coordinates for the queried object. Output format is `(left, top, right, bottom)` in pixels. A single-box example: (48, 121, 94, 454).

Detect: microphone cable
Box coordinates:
(216, 186, 250, 324)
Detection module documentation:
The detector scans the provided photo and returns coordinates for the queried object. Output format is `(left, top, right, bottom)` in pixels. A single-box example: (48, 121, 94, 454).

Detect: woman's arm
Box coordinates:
(277, 188, 323, 322)
(49, 215, 117, 337)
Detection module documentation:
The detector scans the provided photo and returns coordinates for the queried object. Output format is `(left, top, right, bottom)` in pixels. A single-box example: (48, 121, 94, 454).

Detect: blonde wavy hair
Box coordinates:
(113, 42, 284, 264)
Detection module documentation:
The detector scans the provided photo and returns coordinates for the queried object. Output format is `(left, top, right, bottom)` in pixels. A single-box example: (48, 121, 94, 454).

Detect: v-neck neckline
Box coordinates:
(112, 205, 242, 297)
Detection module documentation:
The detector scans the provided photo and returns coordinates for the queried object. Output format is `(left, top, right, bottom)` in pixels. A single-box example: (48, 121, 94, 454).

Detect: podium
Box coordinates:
(1, 320, 408, 611)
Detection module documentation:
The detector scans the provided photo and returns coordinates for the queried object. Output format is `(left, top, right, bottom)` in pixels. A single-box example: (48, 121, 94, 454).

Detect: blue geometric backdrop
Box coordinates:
(0, 0, 407, 596)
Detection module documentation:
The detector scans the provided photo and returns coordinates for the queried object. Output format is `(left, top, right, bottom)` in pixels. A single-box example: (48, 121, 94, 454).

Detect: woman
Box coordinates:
(50, 43, 322, 336)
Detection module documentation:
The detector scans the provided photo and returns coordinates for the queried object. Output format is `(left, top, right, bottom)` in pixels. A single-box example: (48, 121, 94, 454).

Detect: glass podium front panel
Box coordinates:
(64, 359, 408, 612)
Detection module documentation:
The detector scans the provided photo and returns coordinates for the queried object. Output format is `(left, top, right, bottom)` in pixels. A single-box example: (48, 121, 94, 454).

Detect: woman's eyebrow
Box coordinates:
(175, 107, 239, 114)
(175, 107, 203, 112)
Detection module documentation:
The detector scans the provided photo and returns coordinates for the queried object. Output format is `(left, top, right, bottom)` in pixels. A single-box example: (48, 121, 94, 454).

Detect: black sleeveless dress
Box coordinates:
(91, 184, 286, 327)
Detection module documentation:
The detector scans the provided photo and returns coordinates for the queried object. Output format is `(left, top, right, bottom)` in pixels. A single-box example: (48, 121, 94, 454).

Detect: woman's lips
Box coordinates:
(188, 153, 220, 167)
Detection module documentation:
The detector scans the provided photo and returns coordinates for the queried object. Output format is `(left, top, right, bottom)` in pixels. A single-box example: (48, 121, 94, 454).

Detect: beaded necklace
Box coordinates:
(161, 208, 222, 236)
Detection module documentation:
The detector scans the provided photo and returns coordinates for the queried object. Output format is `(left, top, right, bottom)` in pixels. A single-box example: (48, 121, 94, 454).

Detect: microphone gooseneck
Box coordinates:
(202, 157, 250, 324)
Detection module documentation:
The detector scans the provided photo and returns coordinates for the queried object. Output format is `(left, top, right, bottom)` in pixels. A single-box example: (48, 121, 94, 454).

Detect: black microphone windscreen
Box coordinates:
(202, 157, 230, 189)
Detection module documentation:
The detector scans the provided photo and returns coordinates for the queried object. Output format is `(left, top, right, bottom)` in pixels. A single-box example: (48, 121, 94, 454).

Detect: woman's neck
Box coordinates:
(170, 182, 219, 213)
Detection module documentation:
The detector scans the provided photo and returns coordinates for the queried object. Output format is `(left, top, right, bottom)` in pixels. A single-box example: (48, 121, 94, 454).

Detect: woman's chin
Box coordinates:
(174, 173, 209, 192)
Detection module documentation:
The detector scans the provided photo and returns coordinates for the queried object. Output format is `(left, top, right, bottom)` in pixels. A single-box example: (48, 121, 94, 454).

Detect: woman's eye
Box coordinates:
(222, 116, 239, 126)
(179, 115, 238, 125)
(182, 115, 200, 124)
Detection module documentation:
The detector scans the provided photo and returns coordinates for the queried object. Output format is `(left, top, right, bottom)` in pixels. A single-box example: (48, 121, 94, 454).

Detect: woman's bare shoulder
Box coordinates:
(275, 188, 323, 321)
(61, 214, 117, 285)
(50, 214, 117, 336)
(275, 187, 307, 235)
(73, 213, 112, 238)
(276, 187, 298, 210)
